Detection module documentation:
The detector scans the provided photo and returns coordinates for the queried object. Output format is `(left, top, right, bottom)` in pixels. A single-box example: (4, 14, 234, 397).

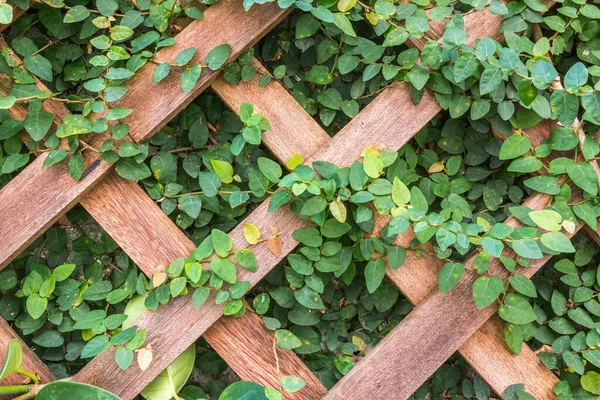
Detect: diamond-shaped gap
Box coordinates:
(221, 113, 533, 393)
(231, 10, 421, 134)
(0, 206, 244, 396)
(0, 207, 135, 378)
(138, 91, 287, 244)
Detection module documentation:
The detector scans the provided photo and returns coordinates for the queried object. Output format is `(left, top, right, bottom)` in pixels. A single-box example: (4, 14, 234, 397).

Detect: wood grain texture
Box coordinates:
(0, 319, 55, 386)
(81, 172, 325, 400)
(121, 0, 290, 143)
(72, 76, 443, 399)
(213, 55, 558, 398)
(376, 220, 558, 398)
(325, 191, 578, 400)
(0, 42, 324, 399)
(0, 0, 288, 270)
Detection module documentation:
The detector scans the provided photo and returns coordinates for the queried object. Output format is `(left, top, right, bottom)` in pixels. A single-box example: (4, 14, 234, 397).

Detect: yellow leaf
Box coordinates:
(243, 222, 261, 245)
(365, 12, 379, 25)
(152, 271, 167, 287)
(137, 347, 153, 371)
(428, 161, 444, 173)
(337, 0, 356, 12)
(286, 153, 304, 170)
(329, 199, 347, 222)
(267, 237, 282, 257)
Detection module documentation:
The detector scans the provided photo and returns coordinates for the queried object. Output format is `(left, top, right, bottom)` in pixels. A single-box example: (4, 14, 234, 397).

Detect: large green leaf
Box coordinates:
(37, 382, 122, 400)
(0, 339, 22, 379)
(140, 345, 196, 400)
(218, 381, 268, 400)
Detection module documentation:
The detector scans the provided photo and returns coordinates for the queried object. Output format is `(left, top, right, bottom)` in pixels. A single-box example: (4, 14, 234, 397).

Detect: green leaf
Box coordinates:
(141, 345, 195, 400)
(218, 381, 268, 400)
(472, 276, 504, 310)
(210, 257, 236, 284)
(508, 274, 537, 298)
(116, 158, 152, 180)
(180, 64, 201, 92)
(205, 44, 231, 70)
(564, 62, 588, 92)
(258, 157, 282, 183)
(23, 54, 53, 81)
(294, 286, 324, 309)
(517, 79, 538, 106)
(175, 47, 196, 66)
(2, 153, 29, 174)
(540, 232, 575, 253)
(115, 347, 134, 370)
(0, 339, 22, 379)
(528, 209, 562, 231)
(365, 259, 386, 293)
(512, 238, 543, 259)
(0, 4, 13, 24)
(551, 91, 579, 127)
(234, 249, 258, 272)
(81, 335, 109, 358)
(523, 176, 560, 195)
(26, 293, 47, 319)
(566, 161, 598, 196)
(24, 110, 53, 141)
(479, 67, 503, 95)
(305, 65, 333, 85)
(37, 382, 121, 400)
(275, 329, 302, 350)
(68, 151, 84, 180)
(332, 13, 356, 37)
(438, 262, 465, 293)
(581, 371, 600, 395)
(279, 375, 306, 393)
(531, 60, 557, 89)
(498, 293, 537, 324)
(499, 134, 531, 160)
(212, 229, 232, 257)
(63, 5, 90, 23)
(153, 63, 171, 84)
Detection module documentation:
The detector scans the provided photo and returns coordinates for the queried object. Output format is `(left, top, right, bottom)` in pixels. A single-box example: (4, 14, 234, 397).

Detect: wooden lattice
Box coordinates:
(0, 1, 580, 399)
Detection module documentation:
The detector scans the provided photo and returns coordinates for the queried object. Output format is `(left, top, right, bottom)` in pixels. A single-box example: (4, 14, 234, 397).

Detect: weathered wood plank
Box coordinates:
(0, 319, 55, 388)
(72, 79, 439, 399)
(0, 38, 324, 398)
(0, 0, 289, 270)
(324, 187, 579, 399)
(377, 222, 558, 398)
(81, 172, 326, 400)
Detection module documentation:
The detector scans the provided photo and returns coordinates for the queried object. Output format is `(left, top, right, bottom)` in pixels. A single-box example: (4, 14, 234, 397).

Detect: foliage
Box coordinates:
(2, 0, 600, 397)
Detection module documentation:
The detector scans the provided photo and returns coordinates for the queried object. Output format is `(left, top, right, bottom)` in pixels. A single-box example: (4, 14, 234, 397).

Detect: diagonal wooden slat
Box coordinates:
(323, 92, 583, 400)
(0, 1, 564, 398)
(0, 0, 290, 270)
(71, 80, 440, 399)
(0, 319, 55, 388)
(0, 43, 325, 400)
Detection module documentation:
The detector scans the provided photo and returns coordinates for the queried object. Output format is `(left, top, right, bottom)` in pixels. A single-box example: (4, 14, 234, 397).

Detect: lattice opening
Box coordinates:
(138, 92, 286, 243)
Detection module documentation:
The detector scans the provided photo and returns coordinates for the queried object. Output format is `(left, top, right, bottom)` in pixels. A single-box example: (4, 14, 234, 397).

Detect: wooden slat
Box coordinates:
(324, 188, 580, 399)
(0, 39, 324, 399)
(74, 5, 556, 398)
(81, 172, 326, 400)
(0, 0, 289, 269)
(376, 222, 558, 398)
(213, 58, 557, 398)
(0, 3, 27, 33)
(0, 319, 55, 388)
(72, 78, 439, 399)
(323, 87, 580, 400)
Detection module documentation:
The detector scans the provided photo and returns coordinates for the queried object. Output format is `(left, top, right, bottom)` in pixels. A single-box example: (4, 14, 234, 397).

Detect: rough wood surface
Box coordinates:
(0, 318, 55, 398)
(0, 0, 288, 270)
(377, 222, 558, 398)
(0, 40, 324, 399)
(72, 76, 440, 399)
(81, 172, 326, 400)
(324, 188, 579, 399)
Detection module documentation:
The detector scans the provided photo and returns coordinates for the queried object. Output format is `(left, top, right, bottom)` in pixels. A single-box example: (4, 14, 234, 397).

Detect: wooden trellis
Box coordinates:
(0, 0, 582, 399)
